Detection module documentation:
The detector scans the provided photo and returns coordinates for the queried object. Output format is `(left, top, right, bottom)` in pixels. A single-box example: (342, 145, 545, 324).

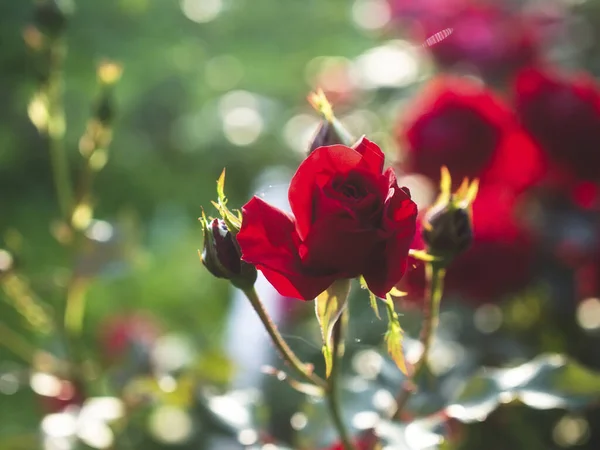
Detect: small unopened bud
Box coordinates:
(307, 88, 353, 155)
(200, 216, 257, 290)
(423, 205, 472, 261)
(308, 119, 353, 155)
(33, 0, 74, 38)
(94, 94, 115, 126)
(93, 61, 122, 126)
(422, 167, 478, 265)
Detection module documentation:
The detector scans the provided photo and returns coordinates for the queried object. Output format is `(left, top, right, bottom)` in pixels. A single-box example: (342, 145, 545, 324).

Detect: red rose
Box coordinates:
(237, 137, 418, 300)
(397, 186, 534, 304)
(514, 66, 600, 182)
(399, 77, 545, 193)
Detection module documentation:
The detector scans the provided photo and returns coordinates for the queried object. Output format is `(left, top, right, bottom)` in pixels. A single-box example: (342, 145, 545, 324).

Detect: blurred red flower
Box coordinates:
(398, 186, 535, 304)
(514, 66, 600, 182)
(237, 138, 418, 300)
(99, 312, 161, 363)
(399, 77, 545, 193)
(427, 3, 539, 79)
(389, 1, 557, 81)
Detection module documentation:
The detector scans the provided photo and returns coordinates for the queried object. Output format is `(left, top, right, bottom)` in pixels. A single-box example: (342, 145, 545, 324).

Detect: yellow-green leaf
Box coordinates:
(409, 249, 440, 262)
(383, 294, 407, 374)
(216, 168, 227, 204)
(315, 279, 351, 378)
(439, 166, 452, 203)
(359, 276, 381, 320)
(388, 287, 408, 297)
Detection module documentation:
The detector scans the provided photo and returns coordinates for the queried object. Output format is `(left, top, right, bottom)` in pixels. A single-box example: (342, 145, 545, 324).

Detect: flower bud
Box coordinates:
(201, 216, 257, 290)
(423, 204, 472, 261)
(308, 118, 354, 155)
(307, 89, 354, 155)
(94, 93, 116, 126)
(94, 61, 122, 126)
(422, 167, 478, 264)
(33, 0, 74, 38)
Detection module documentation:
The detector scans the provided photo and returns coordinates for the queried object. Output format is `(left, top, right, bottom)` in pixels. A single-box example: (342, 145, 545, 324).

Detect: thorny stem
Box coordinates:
(326, 306, 357, 450)
(44, 35, 90, 399)
(393, 262, 446, 420)
(46, 37, 74, 222)
(243, 287, 327, 390)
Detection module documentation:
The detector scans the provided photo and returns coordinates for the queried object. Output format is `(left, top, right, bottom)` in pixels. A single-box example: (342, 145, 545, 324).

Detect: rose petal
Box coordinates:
(353, 136, 385, 174)
(289, 145, 364, 240)
(482, 128, 547, 194)
(382, 170, 419, 230)
(237, 196, 336, 300)
(363, 185, 418, 297)
(300, 213, 380, 277)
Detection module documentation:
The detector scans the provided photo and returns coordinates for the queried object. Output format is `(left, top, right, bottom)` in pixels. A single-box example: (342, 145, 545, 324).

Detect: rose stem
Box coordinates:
(326, 305, 357, 450)
(243, 287, 327, 390)
(393, 262, 446, 420)
(46, 35, 74, 222)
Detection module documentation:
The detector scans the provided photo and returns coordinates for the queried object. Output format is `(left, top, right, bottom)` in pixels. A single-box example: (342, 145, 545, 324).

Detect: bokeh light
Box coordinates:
(180, 0, 223, 23)
(148, 406, 194, 444)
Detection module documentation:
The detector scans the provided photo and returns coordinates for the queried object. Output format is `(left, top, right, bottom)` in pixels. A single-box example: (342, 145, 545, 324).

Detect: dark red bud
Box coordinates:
(423, 205, 472, 263)
(202, 218, 257, 289)
(308, 118, 354, 155)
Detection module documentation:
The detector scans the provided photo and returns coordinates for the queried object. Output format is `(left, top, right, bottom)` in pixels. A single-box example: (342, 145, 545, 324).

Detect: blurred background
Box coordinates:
(2, 0, 600, 449)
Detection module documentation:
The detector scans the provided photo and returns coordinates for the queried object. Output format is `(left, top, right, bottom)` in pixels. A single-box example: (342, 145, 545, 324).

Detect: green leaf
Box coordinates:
(315, 279, 351, 378)
(447, 354, 600, 423)
(211, 169, 242, 233)
(216, 168, 227, 204)
(383, 294, 407, 375)
(359, 276, 380, 320)
(376, 416, 445, 449)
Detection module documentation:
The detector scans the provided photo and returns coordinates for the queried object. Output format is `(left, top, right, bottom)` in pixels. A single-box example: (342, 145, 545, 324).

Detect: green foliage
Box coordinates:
(315, 279, 351, 378)
(384, 293, 407, 375)
(448, 354, 600, 423)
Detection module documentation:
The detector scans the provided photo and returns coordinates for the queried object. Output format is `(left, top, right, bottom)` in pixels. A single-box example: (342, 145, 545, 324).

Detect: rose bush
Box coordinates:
(398, 76, 545, 193)
(514, 65, 600, 182)
(236, 137, 418, 300)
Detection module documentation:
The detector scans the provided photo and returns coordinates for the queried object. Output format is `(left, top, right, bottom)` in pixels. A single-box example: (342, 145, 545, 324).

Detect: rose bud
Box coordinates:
(308, 119, 351, 155)
(423, 204, 472, 260)
(93, 62, 123, 126)
(200, 214, 257, 290)
(307, 89, 354, 155)
(422, 167, 477, 264)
